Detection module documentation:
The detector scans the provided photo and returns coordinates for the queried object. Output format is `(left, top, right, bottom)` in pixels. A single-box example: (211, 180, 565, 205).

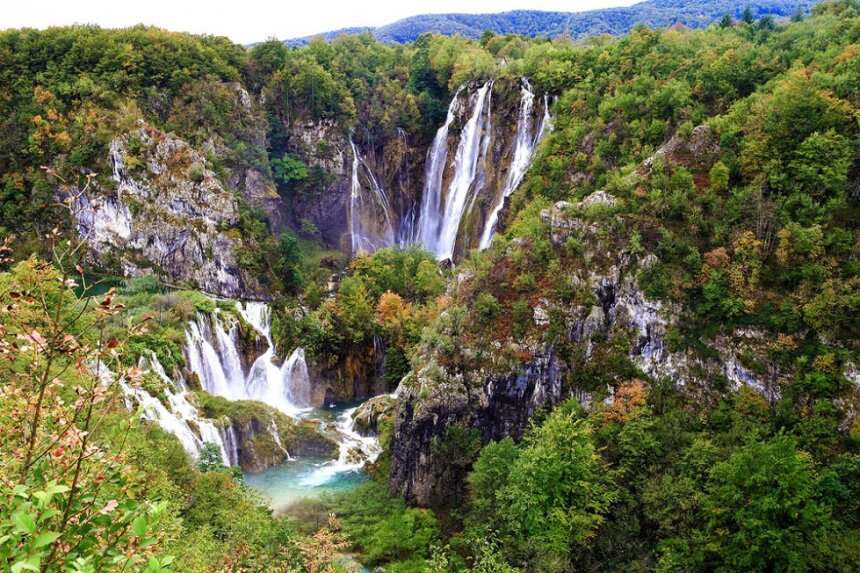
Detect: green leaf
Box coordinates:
(45, 484, 70, 496)
(32, 532, 61, 548)
(11, 512, 36, 535)
(131, 516, 148, 537)
(10, 555, 39, 573)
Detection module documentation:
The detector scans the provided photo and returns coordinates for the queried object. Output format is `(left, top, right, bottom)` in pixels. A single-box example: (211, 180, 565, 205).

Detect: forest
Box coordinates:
(285, 0, 818, 45)
(0, 1, 859, 572)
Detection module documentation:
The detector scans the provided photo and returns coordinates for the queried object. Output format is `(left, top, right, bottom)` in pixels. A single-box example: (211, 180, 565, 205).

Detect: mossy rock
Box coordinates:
(194, 392, 339, 472)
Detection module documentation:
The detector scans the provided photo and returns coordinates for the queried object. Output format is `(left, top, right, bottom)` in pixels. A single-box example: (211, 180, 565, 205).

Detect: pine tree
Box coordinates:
(792, 4, 805, 22)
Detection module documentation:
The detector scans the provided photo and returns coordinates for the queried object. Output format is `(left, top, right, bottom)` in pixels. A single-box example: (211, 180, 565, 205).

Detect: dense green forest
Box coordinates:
(1, 1, 859, 572)
(285, 0, 818, 45)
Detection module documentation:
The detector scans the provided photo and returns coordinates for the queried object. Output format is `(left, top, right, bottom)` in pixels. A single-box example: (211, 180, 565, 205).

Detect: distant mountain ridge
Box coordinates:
(284, 0, 818, 46)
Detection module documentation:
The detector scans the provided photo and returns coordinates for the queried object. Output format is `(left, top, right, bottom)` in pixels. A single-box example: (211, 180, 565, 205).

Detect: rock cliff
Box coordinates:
(74, 122, 271, 299)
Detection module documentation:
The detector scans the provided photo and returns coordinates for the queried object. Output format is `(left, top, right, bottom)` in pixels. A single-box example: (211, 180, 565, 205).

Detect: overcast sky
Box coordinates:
(2, 1, 641, 44)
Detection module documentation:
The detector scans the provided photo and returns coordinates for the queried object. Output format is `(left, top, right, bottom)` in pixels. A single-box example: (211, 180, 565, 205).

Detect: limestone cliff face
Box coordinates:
(388, 186, 805, 507)
(281, 119, 426, 252)
(75, 122, 270, 299)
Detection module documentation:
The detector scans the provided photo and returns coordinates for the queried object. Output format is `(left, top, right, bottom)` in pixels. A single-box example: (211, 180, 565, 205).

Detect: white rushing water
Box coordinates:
(121, 352, 234, 465)
(426, 81, 494, 261)
(417, 86, 462, 252)
(478, 81, 552, 250)
(349, 136, 396, 254)
(180, 301, 381, 492)
(298, 406, 383, 488)
(184, 302, 312, 416)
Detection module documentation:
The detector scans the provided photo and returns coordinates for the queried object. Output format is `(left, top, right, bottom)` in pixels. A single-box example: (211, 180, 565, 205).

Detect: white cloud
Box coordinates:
(2, 0, 640, 44)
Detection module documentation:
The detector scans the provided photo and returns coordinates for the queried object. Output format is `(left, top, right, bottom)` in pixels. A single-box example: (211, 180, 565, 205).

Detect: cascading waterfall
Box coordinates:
(181, 301, 381, 490)
(122, 352, 233, 465)
(478, 80, 552, 250)
(300, 406, 383, 487)
(416, 87, 462, 251)
(348, 136, 396, 254)
(184, 302, 312, 416)
(429, 81, 493, 260)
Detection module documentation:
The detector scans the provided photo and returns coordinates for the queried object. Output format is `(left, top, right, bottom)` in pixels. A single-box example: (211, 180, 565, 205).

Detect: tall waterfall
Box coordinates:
(417, 87, 462, 252)
(348, 136, 396, 254)
(478, 81, 552, 250)
(185, 302, 312, 416)
(418, 81, 494, 260)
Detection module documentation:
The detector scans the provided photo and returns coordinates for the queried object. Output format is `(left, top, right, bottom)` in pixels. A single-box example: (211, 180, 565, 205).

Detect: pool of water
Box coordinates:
(244, 402, 378, 513)
(244, 456, 369, 512)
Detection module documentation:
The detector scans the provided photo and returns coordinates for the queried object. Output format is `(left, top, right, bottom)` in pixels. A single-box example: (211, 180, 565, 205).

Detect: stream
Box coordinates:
(244, 402, 376, 512)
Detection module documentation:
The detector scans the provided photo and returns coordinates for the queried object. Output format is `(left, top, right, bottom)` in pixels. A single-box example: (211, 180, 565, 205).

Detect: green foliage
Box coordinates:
(197, 442, 229, 473)
(474, 293, 501, 326)
(271, 154, 308, 193)
(315, 482, 442, 569)
(701, 433, 833, 572)
(277, 232, 305, 295)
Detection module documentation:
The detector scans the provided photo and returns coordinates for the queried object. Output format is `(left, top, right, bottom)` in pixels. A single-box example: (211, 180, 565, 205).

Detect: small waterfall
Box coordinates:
(282, 347, 312, 407)
(348, 136, 396, 254)
(184, 302, 313, 416)
(432, 81, 494, 261)
(478, 80, 552, 249)
(124, 352, 232, 466)
(299, 406, 383, 487)
(222, 425, 240, 466)
(185, 317, 236, 400)
(270, 419, 292, 460)
(395, 129, 418, 247)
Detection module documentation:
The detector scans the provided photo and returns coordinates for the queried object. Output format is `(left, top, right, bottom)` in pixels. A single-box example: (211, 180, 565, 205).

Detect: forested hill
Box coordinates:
(285, 0, 818, 45)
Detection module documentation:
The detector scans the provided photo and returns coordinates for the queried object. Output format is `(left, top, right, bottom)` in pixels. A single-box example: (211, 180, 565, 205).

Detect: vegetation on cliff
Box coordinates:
(0, 1, 859, 572)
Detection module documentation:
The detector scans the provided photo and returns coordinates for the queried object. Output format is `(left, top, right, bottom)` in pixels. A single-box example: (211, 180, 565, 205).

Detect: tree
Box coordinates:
(741, 6, 755, 24)
(271, 154, 308, 195)
(702, 434, 833, 572)
(466, 438, 519, 537)
(277, 233, 305, 295)
(792, 5, 805, 22)
(197, 442, 228, 473)
(709, 161, 729, 193)
(499, 410, 616, 565)
(0, 177, 172, 572)
(719, 12, 734, 27)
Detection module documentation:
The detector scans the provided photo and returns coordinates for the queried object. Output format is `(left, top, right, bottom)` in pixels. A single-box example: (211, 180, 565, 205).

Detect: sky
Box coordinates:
(2, 0, 641, 44)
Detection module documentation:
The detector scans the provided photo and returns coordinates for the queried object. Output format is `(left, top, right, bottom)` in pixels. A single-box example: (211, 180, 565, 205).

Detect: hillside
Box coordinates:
(285, 0, 818, 45)
(1, 2, 859, 572)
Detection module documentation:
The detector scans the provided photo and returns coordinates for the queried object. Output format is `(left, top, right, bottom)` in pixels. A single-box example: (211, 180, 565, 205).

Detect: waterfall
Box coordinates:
(282, 347, 312, 407)
(395, 128, 418, 247)
(184, 302, 313, 416)
(299, 406, 383, 487)
(123, 352, 232, 466)
(348, 136, 396, 254)
(478, 80, 552, 250)
(416, 87, 462, 252)
(428, 81, 494, 261)
(269, 419, 292, 460)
